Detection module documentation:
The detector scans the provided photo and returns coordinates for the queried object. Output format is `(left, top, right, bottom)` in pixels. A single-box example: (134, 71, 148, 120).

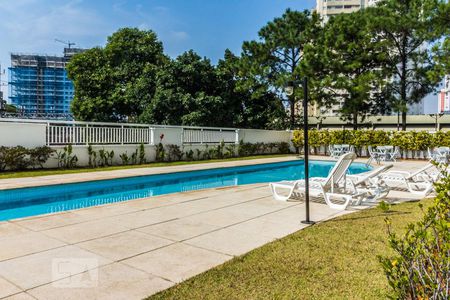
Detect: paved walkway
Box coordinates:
(0, 156, 428, 300)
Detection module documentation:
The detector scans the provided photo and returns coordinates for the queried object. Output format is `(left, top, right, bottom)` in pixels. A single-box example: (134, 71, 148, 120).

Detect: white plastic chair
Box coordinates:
(387, 146, 400, 162)
(436, 147, 449, 164)
(367, 146, 381, 165)
(329, 145, 342, 159)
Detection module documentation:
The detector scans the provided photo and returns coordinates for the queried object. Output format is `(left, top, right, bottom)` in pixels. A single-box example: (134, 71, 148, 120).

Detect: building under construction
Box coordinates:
(8, 48, 84, 116)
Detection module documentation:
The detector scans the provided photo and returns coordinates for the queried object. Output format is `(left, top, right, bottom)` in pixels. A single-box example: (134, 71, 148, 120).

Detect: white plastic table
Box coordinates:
(329, 144, 352, 159)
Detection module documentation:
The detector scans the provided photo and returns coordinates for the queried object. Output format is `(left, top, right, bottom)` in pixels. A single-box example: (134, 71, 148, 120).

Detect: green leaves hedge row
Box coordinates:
(292, 129, 450, 151)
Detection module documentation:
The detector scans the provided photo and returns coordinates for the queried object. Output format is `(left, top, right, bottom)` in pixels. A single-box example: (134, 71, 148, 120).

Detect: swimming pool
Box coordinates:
(0, 160, 370, 221)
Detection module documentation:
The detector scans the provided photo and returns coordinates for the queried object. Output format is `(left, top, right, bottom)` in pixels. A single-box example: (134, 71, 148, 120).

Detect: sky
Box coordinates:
(0, 0, 315, 98)
(0, 0, 439, 113)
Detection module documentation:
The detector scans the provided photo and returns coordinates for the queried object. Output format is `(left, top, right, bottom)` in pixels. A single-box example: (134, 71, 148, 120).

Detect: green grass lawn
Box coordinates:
(148, 199, 432, 300)
(0, 154, 294, 179)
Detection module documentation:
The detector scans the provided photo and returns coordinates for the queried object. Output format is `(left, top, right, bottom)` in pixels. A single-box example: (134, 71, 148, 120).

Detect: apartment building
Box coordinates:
(315, 0, 371, 23)
(8, 48, 83, 115)
(438, 75, 450, 113)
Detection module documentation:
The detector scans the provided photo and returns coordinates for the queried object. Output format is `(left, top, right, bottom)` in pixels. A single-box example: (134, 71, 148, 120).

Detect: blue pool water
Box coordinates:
(0, 160, 370, 221)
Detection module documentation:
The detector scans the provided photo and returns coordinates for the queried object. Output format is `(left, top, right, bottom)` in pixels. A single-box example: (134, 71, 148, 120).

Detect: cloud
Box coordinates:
(0, 0, 109, 97)
(169, 30, 189, 42)
(1, 0, 107, 41)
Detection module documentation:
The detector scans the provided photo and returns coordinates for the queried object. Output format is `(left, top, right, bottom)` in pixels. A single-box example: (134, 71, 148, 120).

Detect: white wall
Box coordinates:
(0, 121, 295, 168)
(153, 127, 182, 145)
(239, 129, 291, 144)
(0, 122, 47, 147)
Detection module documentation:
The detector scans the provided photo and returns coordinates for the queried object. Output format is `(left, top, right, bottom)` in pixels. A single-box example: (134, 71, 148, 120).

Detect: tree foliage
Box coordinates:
(379, 169, 450, 299)
(369, 0, 448, 130)
(68, 28, 166, 122)
(312, 10, 392, 129)
(67, 3, 449, 131)
(68, 28, 286, 129)
(219, 50, 287, 129)
(240, 9, 321, 128)
(139, 50, 228, 126)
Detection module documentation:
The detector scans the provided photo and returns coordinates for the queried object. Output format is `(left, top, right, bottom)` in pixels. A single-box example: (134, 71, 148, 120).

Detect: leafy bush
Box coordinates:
(155, 134, 165, 162)
(292, 129, 450, 158)
(238, 140, 255, 157)
(308, 130, 322, 154)
(0, 146, 55, 171)
(138, 143, 146, 164)
(277, 142, 290, 154)
(292, 130, 304, 151)
(131, 149, 138, 165)
(185, 149, 195, 161)
(379, 167, 450, 299)
(56, 144, 78, 168)
(224, 144, 236, 158)
(4, 146, 29, 170)
(28, 146, 55, 169)
(195, 149, 202, 160)
(98, 149, 115, 166)
(0, 147, 7, 171)
(120, 152, 130, 165)
(166, 144, 183, 161)
(87, 145, 98, 168)
(216, 141, 225, 158)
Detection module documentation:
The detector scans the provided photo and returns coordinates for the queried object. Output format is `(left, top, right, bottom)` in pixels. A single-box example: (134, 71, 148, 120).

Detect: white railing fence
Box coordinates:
(0, 119, 243, 146)
(47, 124, 152, 146)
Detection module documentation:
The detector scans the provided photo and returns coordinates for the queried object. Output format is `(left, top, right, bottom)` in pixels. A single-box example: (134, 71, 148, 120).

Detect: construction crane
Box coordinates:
(55, 39, 76, 49)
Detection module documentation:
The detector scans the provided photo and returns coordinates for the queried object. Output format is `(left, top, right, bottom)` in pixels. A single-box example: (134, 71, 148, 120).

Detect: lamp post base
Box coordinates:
(301, 220, 315, 225)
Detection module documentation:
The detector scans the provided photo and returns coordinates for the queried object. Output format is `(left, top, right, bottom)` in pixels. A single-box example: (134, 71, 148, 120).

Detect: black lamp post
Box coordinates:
(285, 77, 314, 225)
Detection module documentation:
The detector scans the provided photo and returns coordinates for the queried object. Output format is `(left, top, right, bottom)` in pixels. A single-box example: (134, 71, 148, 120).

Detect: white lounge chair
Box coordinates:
(345, 164, 393, 204)
(378, 164, 438, 196)
(270, 153, 357, 210)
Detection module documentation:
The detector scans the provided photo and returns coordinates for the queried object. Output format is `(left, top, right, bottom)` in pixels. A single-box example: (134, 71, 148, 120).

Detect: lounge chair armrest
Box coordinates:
(324, 193, 353, 210)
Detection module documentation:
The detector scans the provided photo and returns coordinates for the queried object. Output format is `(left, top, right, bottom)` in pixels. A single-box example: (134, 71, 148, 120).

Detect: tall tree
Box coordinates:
(139, 50, 237, 127)
(217, 50, 287, 129)
(369, 0, 447, 130)
(67, 28, 166, 121)
(240, 9, 321, 129)
(313, 10, 391, 130)
(430, 2, 450, 81)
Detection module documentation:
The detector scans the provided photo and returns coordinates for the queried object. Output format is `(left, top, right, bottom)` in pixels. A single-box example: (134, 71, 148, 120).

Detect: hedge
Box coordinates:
(292, 129, 448, 158)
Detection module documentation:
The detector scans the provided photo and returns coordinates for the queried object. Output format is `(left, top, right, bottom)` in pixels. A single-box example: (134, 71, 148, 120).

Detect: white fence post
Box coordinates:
(181, 128, 184, 145)
(200, 128, 204, 145)
(150, 127, 154, 145)
(147, 126, 153, 145)
(85, 124, 89, 145)
(121, 125, 124, 145)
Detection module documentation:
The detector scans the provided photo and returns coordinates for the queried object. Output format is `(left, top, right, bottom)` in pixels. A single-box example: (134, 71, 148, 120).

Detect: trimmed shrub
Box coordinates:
(292, 129, 448, 158)
(0, 146, 55, 171)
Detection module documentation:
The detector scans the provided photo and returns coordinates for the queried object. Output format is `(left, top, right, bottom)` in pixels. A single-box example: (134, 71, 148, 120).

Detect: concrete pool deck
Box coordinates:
(0, 156, 430, 299)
